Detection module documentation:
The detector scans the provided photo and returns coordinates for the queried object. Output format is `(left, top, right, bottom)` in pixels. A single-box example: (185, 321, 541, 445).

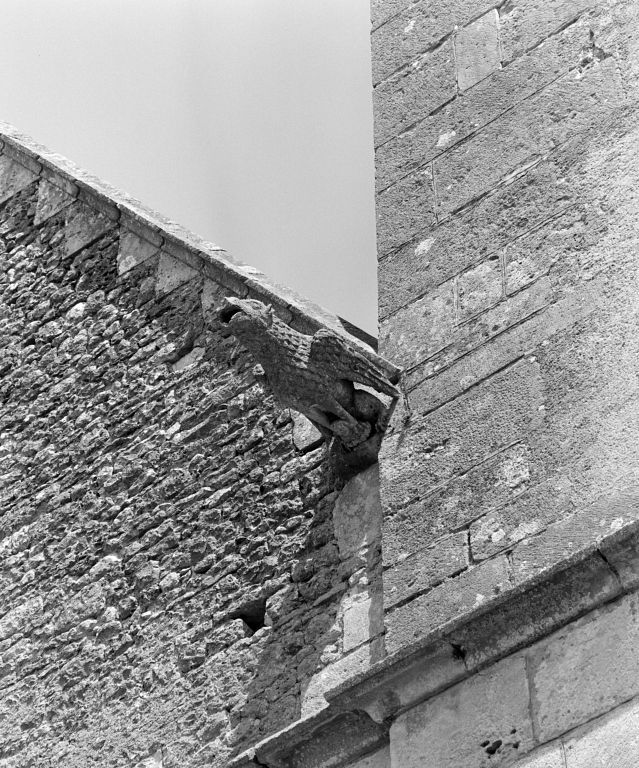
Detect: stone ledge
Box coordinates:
(229, 517, 639, 767)
(0, 121, 394, 380)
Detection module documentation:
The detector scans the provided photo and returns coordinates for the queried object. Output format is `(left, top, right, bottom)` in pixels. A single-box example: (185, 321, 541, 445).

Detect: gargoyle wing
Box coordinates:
(309, 328, 400, 397)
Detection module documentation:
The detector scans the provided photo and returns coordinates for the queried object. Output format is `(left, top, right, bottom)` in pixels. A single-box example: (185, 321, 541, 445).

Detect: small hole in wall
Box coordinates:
(451, 643, 466, 661)
(230, 598, 267, 634)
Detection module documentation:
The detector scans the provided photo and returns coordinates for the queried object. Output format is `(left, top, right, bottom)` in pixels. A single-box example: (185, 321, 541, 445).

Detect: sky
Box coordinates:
(0, 0, 378, 334)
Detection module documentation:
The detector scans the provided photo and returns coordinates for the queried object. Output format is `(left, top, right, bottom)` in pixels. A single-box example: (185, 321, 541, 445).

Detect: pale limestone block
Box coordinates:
(34, 178, 73, 225)
(117, 229, 159, 275)
(171, 347, 205, 373)
(527, 591, 639, 743)
(390, 654, 531, 768)
(156, 252, 198, 295)
(333, 464, 381, 560)
(350, 745, 390, 768)
(342, 595, 373, 652)
(301, 643, 375, 717)
(515, 743, 564, 767)
(564, 698, 639, 767)
(0, 154, 38, 204)
(64, 202, 112, 257)
(291, 412, 323, 452)
(455, 9, 501, 91)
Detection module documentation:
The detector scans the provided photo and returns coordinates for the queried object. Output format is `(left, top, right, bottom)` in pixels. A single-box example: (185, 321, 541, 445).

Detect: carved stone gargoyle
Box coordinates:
(218, 297, 400, 456)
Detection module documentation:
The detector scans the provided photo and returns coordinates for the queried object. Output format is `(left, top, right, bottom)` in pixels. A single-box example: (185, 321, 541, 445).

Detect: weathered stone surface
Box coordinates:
(527, 591, 639, 742)
(333, 465, 381, 560)
(379, 278, 455, 368)
(375, 17, 592, 193)
(34, 177, 74, 225)
(375, 166, 436, 256)
(454, 10, 501, 92)
(381, 359, 543, 509)
(515, 744, 565, 767)
(390, 654, 532, 768)
(470, 476, 574, 562)
(291, 413, 323, 452)
(64, 199, 114, 256)
(433, 58, 625, 216)
(373, 41, 456, 147)
(0, 139, 373, 767)
(499, 0, 596, 65)
(383, 531, 468, 609)
(456, 256, 502, 321)
(509, 491, 639, 585)
(563, 697, 639, 767)
(0, 153, 38, 203)
(371, 0, 496, 83)
(383, 443, 534, 561)
(378, 141, 584, 317)
(385, 556, 512, 654)
(117, 228, 160, 275)
(349, 745, 390, 768)
(447, 550, 619, 670)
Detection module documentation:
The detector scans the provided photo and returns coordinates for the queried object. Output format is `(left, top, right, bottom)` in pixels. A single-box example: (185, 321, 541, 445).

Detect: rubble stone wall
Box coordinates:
(0, 134, 383, 768)
(373, 0, 639, 650)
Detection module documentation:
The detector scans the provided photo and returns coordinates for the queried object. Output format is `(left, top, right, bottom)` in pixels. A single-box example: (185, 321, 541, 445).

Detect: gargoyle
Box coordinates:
(218, 297, 400, 451)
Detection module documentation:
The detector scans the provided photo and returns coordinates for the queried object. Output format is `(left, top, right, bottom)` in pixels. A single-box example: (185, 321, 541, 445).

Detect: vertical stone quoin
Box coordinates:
(373, 0, 639, 654)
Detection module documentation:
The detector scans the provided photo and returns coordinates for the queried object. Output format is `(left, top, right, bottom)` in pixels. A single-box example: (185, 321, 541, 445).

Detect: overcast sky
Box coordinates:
(0, 0, 378, 334)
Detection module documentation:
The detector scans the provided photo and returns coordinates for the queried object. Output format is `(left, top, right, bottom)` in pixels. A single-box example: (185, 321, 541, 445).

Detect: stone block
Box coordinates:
(371, 0, 495, 83)
(301, 643, 379, 717)
(390, 654, 532, 768)
(563, 697, 639, 767)
(408, 278, 602, 412)
(499, 0, 596, 65)
(455, 10, 501, 92)
(515, 743, 564, 767)
(527, 591, 639, 742)
(447, 550, 619, 670)
(342, 596, 375, 652)
(470, 476, 574, 562)
(504, 206, 592, 295)
(381, 359, 543, 508)
(383, 531, 468, 609)
(383, 444, 533, 561)
(375, 18, 591, 192)
(349, 745, 390, 768)
(375, 165, 436, 256)
(378, 278, 455, 368)
(34, 178, 74, 225)
(333, 465, 381, 561)
(64, 200, 113, 257)
(405, 275, 553, 390)
(599, 524, 639, 590)
(291, 413, 323, 453)
(385, 556, 511, 653)
(510, 490, 639, 585)
(117, 228, 160, 275)
(156, 252, 199, 295)
(456, 256, 502, 321)
(373, 42, 456, 146)
(0, 154, 38, 204)
(433, 59, 624, 216)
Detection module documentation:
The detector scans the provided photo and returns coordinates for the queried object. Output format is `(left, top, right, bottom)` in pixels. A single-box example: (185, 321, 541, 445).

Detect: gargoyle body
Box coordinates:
(219, 297, 399, 451)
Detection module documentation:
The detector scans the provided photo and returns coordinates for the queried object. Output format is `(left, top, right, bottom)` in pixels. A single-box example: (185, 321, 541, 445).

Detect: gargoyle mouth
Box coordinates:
(218, 299, 243, 324)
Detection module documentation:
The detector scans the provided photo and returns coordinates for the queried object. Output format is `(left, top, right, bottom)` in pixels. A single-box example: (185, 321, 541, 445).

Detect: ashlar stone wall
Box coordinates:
(0, 131, 384, 768)
(373, 0, 639, 651)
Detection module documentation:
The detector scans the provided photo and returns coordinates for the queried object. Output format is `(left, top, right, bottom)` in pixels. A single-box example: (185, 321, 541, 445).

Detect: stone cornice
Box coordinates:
(230, 515, 639, 767)
(0, 121, 398, 382)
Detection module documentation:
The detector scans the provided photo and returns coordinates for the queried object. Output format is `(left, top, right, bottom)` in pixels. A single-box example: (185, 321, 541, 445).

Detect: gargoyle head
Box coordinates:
(218, 297, 275, 335)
